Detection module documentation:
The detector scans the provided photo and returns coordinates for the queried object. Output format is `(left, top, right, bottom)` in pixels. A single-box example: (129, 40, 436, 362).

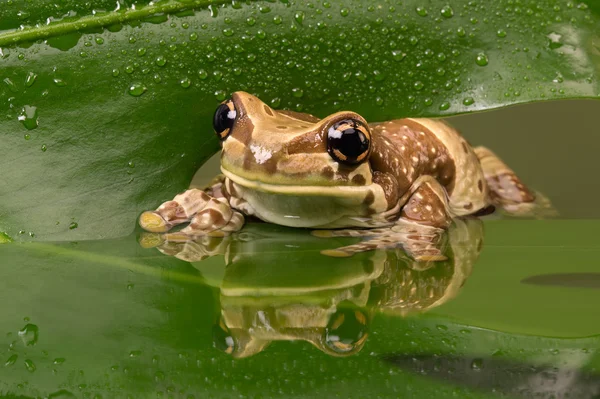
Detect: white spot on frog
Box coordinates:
(249, 145, 272, 164)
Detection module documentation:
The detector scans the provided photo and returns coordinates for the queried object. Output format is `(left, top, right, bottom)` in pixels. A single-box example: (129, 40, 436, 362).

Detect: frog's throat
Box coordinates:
(221, 167, 378, 198)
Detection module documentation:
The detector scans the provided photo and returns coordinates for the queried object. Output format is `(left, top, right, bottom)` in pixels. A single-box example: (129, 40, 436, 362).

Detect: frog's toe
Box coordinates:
(139, 211, 170, 233)
(138, 232, 166, 248)
(321, 248, 354, 257)
(413, 254, 448, 262)
(312, 230, 335, 238)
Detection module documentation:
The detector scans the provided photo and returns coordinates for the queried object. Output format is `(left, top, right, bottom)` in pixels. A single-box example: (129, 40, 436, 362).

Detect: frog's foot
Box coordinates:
(502, 190, 558, 219)
(139, 232, 229, 262)
(474, 146, 558, 219)
(316, 221, 447, 265)
(140, 187, 245, 237)
(140, 189, 219, 233)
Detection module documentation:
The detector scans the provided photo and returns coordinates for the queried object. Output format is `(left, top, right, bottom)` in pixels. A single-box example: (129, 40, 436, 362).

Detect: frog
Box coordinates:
(139, 91, 552, 260)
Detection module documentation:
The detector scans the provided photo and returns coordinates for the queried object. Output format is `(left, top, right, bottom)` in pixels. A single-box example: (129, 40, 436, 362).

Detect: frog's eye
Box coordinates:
(327, 118, 371, 165)
(213, 99, 237, 140)
(323, 305, 369, 355)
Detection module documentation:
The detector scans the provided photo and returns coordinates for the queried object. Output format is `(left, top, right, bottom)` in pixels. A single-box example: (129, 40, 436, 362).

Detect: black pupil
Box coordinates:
(213, 103, 235, 136)
(327, 119, 370, 164)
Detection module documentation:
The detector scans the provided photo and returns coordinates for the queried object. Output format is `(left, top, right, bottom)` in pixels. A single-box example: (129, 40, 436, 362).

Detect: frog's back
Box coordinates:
(370, 118, 489, 217)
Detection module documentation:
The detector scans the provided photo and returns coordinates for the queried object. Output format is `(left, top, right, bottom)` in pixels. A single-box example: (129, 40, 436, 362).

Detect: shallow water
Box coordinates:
(2, 100, 600, 398)
(0, 218, 599, 398)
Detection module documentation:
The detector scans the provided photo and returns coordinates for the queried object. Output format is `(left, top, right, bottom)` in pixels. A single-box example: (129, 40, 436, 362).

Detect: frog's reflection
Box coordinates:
(141, 218, 484, 358)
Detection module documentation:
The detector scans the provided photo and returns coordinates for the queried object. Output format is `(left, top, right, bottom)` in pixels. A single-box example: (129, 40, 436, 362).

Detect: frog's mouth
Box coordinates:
(221, 167, 378, 199)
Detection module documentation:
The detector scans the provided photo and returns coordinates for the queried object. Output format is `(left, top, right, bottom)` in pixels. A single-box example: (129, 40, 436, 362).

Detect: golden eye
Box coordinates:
(327, 119, 371, 165)
(213, 99, 237, 140)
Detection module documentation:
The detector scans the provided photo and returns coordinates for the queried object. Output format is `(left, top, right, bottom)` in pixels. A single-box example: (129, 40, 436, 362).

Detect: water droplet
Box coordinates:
(189, 32, 198, 41)
(5, 354, 17, 366)
(198, 69, 208, 80)
(24, 359, 36, 372)
(95, 37, 104, 45)
(475, 52, 489, 66)
(440, 5, 454, 18)
(214, 90, 227, 101)
(155, 55, 166, 67)
(68, 222, 78, 230)
(496, 29, 507, 38)
(137, 47, 146, 56)
(471, 358, 483, 371)
(456, 27, 466, 37)
(112, 69, 120, 77)
(18, 105, 38, 130)
(25, 72, 37, 87)
(3, 77, 17, 93)
(291, 87, 304, 98)
(53, 357, 65, 365)
(0, 232, 12, 243)
(415, 6, 428, 16)
(222, 28, 234, 37)
(294, 12, 305, 24)
(246, 16, 256, 26)
(128, 83, 146, 97)
(270, 98, 281, 108)
(463, 97, 475, 106)
(53, 78, 67, 87)
(129, 350, 141, 357)
(273, 15, 282, 25)
(125, 65, 134, 74)
(180, 77, 191, 88)
(413, 81, 424, 91)
(391, 50, 406, 61)
(259, 5, 271, 13)
(17, 10, 30, 20)
(18, 323, 39, 346)
(439, 102, 450, 110)
(340, 8, 349, 16)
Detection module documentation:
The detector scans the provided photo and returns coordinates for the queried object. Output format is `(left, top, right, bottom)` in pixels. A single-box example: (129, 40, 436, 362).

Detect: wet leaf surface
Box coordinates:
(0, 220, 599, 397)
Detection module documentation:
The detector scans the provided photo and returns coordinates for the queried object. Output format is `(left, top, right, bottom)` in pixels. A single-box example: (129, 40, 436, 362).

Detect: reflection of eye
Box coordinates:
(323, 305, 369, 354)
(327, 118, 371, 165)
(213, 99, 237, 140)
(212, 318, 235, 355)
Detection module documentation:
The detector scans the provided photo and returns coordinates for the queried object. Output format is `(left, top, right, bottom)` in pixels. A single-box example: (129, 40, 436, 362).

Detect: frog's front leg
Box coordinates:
(399, 177, 452, 229)
(139, 176, 246, 237)
(316, 177, 451, 261)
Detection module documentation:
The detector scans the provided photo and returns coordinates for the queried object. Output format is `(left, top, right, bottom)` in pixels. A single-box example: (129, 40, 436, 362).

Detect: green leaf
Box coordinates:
(0, 220, 599, 397)
(0, 0, 598, 241)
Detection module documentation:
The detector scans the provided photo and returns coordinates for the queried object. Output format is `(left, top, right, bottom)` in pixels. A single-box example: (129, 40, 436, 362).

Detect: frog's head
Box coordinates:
(213, 92, 386, 226)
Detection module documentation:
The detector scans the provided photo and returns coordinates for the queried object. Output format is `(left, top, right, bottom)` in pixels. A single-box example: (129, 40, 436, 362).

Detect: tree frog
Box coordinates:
(139, 92, 551, 260)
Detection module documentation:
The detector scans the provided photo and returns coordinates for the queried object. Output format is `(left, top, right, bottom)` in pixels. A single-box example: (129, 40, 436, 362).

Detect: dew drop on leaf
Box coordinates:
(128, 83, 146, 97)
(25, 71, 37, 87)
(441, 5, 454, 18)
(475, 52, 489, 66)
(18, 323, 39, 346)
(18, 105, 38, 130)
(180, 77, 191, 88)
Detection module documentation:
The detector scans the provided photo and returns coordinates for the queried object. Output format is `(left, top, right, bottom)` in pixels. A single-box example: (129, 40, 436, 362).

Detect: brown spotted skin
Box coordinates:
(139, 91, 551, 259)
